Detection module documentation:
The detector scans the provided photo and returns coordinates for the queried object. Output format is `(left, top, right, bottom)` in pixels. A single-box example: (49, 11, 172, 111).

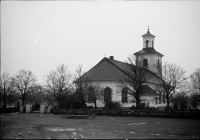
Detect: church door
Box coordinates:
(104, 87, 112, 103)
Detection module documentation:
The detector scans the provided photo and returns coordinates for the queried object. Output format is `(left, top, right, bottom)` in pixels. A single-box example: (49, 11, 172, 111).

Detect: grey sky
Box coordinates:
(2, 1, 200, 84)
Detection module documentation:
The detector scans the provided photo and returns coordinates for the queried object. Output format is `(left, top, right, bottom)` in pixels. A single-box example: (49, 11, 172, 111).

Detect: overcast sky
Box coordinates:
(2, 1, 200, 84)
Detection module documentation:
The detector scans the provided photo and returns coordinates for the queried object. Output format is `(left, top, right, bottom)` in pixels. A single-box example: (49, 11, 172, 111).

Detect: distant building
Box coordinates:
(83, 29, 166, 108)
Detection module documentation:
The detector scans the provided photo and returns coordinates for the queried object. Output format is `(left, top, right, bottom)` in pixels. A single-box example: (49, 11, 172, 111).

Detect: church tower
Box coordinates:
(134, 27, 164, 74)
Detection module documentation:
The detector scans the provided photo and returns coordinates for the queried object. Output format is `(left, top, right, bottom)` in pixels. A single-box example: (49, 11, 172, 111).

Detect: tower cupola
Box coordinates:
(142, 27, 155, 49)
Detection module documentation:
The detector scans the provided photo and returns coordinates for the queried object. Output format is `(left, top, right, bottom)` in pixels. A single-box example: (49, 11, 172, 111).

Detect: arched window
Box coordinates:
(152, 40, 154, 48)
(88, 87, 94, 103)
(159, 91, 162, 104)
(155, 97, 158, 105)
(146, 40, 149, 48)
(104, 87, 111, 103)
(122, 88, 128, 103)
(157, 59, 160, 68)
(163, 92, 166, 102)
(143, 59, 148, 67)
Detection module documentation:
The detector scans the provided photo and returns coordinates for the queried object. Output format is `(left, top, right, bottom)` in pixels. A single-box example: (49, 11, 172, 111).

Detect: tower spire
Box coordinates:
(147, 25, 150, 33)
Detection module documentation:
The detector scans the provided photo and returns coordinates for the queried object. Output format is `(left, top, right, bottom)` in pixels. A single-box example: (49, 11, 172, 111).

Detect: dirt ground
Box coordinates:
(1, 112, 200, 139)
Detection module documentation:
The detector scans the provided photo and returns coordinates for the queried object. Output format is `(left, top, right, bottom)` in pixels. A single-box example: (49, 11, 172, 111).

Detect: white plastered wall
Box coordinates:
(138, 53, 162, 74)
(86, 80, 135, 108)
(86, 80, 164, 108)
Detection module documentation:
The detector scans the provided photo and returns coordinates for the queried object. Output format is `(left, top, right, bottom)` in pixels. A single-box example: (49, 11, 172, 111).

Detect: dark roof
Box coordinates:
(83, 57, 161, 83)
(134, 48, 164, 57)
(83, 57, 126, 81)
(142, 30, 155, 37)
(141, 85, 158, 96)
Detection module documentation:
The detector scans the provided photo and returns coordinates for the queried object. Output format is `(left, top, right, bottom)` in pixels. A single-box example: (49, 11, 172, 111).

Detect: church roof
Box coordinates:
(134, 48, 164, 57)
(141, 85, 158, 96)
(82, 57, 160, 82)
(142, 30, 155, 37)
(82, 57, 126, 81)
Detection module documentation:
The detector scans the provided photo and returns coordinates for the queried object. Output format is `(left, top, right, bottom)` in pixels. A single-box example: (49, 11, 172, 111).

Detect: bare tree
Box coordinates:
(0, 73, 16, 108)
(188, 68, 200, 107)
(92, 84, 104, 109)
(73, 65, 104, 109)
(13, 70, 36, 106)
(189, 68, 200, 98)
(42, 91, 56, 106)
(45, 64, 72, 108)
(27, 84, 45, 107)
(6, 91, 19, 108)
(172, 92, 189, 110)
(156, 61, 187, 111)
(73, 64, 93, 108)
(118, 55, 151, 109)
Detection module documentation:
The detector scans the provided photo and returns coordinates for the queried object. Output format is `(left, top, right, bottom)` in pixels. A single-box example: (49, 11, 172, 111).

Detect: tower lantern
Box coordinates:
(142, 26, 155, 49)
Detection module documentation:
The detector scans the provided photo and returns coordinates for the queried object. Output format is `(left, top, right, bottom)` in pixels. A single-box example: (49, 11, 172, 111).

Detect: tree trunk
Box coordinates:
(166, 101, 170, 111)
(22, 98, 25, 113)
(22, 98, 25, 105)
(58, 100, 61, 109)
(70, 101, 73, 109)
(3, 94, 7, 108)
(166, 95, 170, 111)
(17, 102, 19, 112)
(135, 95, 140, 110)
(136, 99, 140, 110)
(32, 103, 34, 111)
(94, 99, 97, 109)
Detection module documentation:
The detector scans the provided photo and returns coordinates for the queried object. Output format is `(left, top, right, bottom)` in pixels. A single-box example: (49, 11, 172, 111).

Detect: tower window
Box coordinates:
(145, 40, 149, 48)
(143, 59, 148, 67)
(157, 59, 160, 68)
(152, 40, 154, 48)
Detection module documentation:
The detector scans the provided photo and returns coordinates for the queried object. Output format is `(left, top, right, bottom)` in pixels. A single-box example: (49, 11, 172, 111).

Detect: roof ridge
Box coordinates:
(134, 48, 164, 56)
(106, 58, 129, 76)
(82, 57, 107, 78)
(107, 57, 163, 84)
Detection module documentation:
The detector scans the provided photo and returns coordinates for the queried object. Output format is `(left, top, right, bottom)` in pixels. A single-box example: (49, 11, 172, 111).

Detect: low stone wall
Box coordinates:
(53, 109, 200, 119)
(0, 107, 19, 113)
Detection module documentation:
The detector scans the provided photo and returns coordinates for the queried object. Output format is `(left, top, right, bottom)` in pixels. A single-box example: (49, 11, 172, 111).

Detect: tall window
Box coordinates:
(163, 92, 166, 102)
(155, 97, 158, 105)
(152, 40, 154, 48)
(157, 59, 160, 68)
(88, 87, 94, 103)
(146, 40, 149, 48)
(159, 92, 162, 104)
(143, 59, 148, 67)
(122, 88, 128, 103)
(104, 87, 111, 103)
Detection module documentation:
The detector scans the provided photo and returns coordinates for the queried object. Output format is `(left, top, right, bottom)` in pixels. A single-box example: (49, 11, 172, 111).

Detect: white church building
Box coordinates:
(83, 29, 166, 109)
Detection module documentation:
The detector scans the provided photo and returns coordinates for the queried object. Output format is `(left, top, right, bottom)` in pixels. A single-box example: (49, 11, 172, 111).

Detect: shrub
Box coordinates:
(104, 101, 121, 110)
(50, 108, 55, 114)
(173, 92, 189, 110)
(34, 103, 40, 109)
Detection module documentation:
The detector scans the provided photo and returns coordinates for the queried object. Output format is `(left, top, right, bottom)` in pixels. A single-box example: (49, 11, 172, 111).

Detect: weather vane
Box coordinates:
(148, 25, 150, 31)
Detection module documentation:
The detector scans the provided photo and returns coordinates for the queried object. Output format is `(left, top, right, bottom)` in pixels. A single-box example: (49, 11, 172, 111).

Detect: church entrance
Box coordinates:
(104, 87, 112, 103)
